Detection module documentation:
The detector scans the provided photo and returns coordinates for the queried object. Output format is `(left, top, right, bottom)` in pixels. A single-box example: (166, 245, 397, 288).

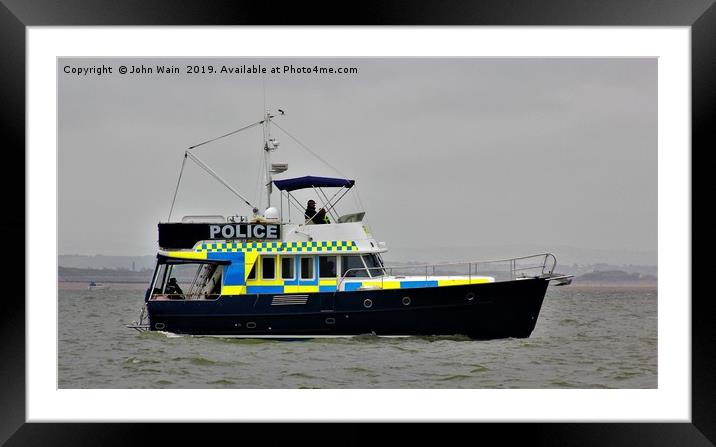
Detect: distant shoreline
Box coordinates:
(559, 282, 657, 289)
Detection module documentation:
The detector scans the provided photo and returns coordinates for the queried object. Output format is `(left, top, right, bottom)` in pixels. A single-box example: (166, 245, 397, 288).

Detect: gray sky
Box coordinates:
(58, 58, 656, 264)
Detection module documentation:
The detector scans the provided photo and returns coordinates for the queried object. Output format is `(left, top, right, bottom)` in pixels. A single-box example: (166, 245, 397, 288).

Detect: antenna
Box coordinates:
(262, 109, 287, 209)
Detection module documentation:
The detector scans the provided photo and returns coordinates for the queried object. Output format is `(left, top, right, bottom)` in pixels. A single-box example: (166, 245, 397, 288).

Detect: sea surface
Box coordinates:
(58, 283, 657, 388)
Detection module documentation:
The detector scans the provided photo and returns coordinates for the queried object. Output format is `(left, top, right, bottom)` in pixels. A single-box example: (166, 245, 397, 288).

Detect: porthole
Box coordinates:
(246, 322, 257, 329)
(155, 322, 165, 330)
(325, 317, 336, 325)
(363, 299, 373, 309)
(402, 296, 411, 306)
(466, 292, 476, 301)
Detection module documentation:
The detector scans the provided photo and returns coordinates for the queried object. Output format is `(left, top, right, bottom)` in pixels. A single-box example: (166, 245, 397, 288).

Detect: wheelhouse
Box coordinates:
(148, 248, 389, 301)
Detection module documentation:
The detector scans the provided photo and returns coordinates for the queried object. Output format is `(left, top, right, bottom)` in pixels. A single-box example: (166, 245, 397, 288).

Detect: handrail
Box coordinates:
(336, 253, 558, 291)
(379, 252, 558, 270)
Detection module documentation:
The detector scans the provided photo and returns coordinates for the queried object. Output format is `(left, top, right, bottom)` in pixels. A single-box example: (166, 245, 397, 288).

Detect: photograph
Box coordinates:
(57, 56, 657, 389)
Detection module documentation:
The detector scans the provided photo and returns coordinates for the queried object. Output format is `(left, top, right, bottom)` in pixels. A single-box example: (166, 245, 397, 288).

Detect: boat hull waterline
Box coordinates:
(145, 278, 549, 340)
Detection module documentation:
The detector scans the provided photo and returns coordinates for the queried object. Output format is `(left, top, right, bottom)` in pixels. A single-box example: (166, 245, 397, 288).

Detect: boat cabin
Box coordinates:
(148, 175, 390, 301)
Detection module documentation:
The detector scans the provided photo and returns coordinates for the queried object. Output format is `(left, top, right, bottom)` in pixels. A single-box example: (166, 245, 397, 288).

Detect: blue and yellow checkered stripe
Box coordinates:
(196, 240, 358, 253)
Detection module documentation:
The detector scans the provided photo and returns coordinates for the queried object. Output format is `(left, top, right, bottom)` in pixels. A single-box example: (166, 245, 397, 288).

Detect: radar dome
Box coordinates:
(264, 207, 279, 220)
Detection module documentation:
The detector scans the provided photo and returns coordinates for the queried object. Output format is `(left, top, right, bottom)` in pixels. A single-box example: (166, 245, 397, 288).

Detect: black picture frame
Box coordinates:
(2, 1, 709, 445)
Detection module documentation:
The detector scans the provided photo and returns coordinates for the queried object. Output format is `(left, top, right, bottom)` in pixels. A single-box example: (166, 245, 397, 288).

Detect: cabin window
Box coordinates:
(319, 256, 337, 278)
(247, 262, 257, 280)
(362, 254, 385, 277)
(150, 260, 223, 300)
(262, 256, 276, 280)
(300, 256, 314, 280)
(281, 256, 295, 280)
(341, 255, 369, 278)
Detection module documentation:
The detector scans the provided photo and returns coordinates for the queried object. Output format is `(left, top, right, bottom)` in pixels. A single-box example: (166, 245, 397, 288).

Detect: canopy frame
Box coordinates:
(278, 179, 357, 226)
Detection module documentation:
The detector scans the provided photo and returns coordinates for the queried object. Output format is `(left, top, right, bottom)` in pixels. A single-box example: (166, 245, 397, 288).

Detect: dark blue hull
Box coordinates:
(146, 278, 549, 340)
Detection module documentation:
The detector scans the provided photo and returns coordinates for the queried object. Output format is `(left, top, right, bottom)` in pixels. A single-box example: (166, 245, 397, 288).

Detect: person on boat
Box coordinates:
(304, 199, 330, 224)
(165, 277, 184, 297)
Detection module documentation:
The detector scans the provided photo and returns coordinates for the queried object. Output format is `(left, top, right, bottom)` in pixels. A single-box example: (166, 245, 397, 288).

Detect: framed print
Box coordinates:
(3, 0, 711, 444)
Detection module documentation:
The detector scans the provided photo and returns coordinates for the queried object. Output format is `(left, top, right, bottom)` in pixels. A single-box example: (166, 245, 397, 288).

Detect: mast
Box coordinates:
(262, 110, 275, 208)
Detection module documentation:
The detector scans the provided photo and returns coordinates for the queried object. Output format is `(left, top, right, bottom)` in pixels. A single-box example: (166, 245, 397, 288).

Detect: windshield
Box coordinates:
(362, 254, 385, 277)
(342, 255, 369, 278)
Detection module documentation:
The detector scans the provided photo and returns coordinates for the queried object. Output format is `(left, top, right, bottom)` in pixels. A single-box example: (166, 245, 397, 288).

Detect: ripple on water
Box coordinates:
(171, 356, 221, 366)
(124, 357, 161, 365)
(286, 372, 317, 379)
(549, 379, 578, 388)
(559, 319, 578, 325)
(344, 366, 371, 373)
(437, 374, 473, 382)
(612, 371, 643, 380)
(208, 379, 236, 385)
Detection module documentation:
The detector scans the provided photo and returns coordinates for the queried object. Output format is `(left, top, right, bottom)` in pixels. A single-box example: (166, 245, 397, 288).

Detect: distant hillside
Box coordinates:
(59, 266, 153, 283)
(574, 270, 657, 285)
(59, 255, 156, 270)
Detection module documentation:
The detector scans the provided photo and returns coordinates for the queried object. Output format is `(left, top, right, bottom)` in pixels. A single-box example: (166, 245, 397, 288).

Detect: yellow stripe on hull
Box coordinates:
(284, 285, 320, 293)
(358, 281, 402, 290)
(222, 285, 247, 295)
(247, 279, 285, 287)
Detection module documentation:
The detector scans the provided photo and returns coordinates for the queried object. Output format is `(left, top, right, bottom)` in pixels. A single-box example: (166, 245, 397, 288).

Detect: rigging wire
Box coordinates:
(272, 121, 344, 177)
(167, 152, 188, 221)
(186, 151, 258, 212)
(187, 121, 263, 151)
(167, 117, 268, 221)
(272, 121, 371, 228)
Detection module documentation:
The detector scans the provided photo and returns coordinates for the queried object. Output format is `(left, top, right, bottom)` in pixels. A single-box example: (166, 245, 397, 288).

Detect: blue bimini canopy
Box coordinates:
(273, 176, 355, 192)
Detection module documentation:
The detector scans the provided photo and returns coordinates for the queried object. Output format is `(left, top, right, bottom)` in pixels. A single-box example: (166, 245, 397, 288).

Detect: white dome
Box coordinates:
(264, 207, 279, 220)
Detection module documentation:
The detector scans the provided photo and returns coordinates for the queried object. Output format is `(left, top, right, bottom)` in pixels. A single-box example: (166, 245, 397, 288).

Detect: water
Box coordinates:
(58, 283, 657, 388)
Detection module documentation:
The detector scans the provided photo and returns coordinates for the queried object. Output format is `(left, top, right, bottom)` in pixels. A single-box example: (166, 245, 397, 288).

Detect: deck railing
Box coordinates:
(338, 252, 557, 290)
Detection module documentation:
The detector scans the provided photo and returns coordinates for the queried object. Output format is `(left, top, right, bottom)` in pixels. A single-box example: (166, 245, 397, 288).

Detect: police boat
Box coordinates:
(128, 110, 572, 339)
